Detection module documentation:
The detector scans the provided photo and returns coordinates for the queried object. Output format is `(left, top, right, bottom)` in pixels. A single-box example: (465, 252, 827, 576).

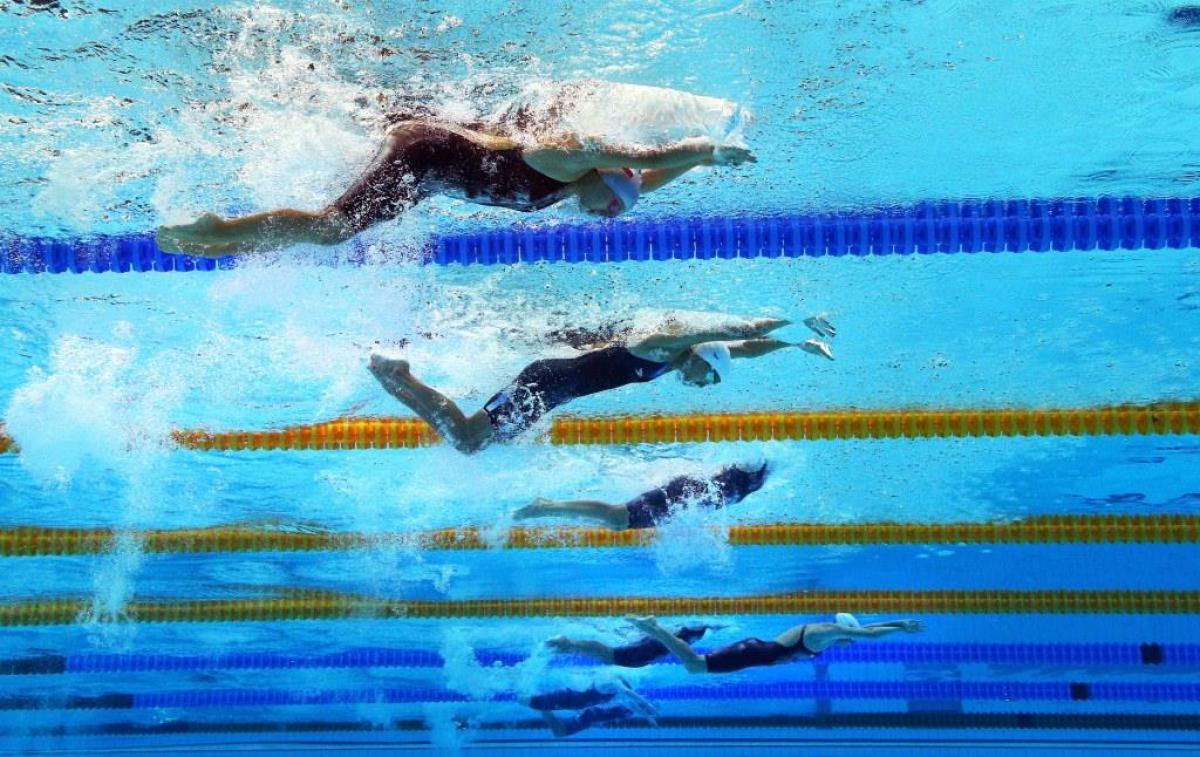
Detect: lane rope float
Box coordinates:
(2, 641, 1191, 676)
(4, 402, 1196, 455)
(1, 589, 1197, 626)
(1, 515, 1196, 556)
(5, 196, 1198, 274)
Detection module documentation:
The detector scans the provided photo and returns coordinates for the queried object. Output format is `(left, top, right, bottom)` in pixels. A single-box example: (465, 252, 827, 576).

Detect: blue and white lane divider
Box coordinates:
(4, 196, 1198, 274)
(1, 642, 1192, 675)
(3, 679, 1199, 710)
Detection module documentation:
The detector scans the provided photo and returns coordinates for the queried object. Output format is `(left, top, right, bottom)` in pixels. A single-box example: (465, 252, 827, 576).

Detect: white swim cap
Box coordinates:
(598, 168, 642, 212)
(691, 341, 732, 380)
(835, 612, 861, 628)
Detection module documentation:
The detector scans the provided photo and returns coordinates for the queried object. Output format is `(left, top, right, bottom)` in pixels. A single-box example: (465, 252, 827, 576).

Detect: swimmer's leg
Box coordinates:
(626, 616, 708, 674)
(156, 210, 354, 258)
(543, 705, 635, 738)
(545, 635, 617, 664)
(367, 354, 494, 454)
(513, 498, 630, 530)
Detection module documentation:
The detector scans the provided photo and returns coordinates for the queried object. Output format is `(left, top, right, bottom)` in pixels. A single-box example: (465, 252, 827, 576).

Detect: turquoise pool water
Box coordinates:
(1, 1, 1199, 753)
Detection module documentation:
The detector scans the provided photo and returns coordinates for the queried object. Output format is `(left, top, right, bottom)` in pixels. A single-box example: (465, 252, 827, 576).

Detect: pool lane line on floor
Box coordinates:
(1, 642, 1192, 675)
(3, 679, 1200, 710)
(15, 712, 1200, 738)
(1, 590, 1198, 625)
(5, 196, 1199, 274)
(1, 515, 1196, 556)
(4, 401, 1195, 454)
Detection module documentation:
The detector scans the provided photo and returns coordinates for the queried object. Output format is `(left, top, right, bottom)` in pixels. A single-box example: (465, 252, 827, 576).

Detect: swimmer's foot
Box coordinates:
(803, 313, 837, 338)
(800, 339, 834, 360)
(545, 635, 573, 653)
(156, 213, 241, 257)
(513, 497, 559, 522)
(614, 676, 658, 719)
(540, 711, 569, 738)
(626, 615, 660, 634)
(368, 353, 411, 379)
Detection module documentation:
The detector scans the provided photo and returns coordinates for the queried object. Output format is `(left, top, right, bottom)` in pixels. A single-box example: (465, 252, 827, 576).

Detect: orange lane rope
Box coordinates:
(1, 402, 1195, 454)
(1, 590, 1196, 626)
(1, 515, 1196, 556)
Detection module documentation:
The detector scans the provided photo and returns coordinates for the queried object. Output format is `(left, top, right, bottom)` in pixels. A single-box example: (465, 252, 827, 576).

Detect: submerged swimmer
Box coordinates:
(514, 461, 769, 530)
(368, 314, 836, 454)
(521, 678, 657, 738)
(157, 81, 755, 257)
(625, 614, 923, 674)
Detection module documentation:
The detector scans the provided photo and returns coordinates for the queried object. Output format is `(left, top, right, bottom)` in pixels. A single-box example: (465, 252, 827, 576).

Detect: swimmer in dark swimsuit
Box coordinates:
(155, 86, 755, 257)
(521, 678, 656, 738)
(512, 461, 769, 530)
(626, 614, 923, 674)
(367, 314, 836, 454)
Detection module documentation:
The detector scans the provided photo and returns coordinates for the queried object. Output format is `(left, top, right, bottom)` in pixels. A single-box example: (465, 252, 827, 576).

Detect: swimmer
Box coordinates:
(367, 314, 835, 454)
(545, 624, 719, 668)
(522, 678, 657, 738)
(625, 614, 923, 674)
(513, 461, 769, 530)
(156, 83, 755, 257)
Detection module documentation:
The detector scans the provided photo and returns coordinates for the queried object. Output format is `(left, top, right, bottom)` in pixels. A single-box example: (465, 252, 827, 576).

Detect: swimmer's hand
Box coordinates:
(899, 620, 924, 633)
(708, 144, 756, 167)
(799, 338, 834, 360)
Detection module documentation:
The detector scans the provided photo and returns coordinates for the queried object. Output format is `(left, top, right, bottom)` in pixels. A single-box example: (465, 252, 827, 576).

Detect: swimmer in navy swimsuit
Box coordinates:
(367, 314, 835, 454)
(626, 614, 924, 675)
(521, 678, 657, 738)
(513, 461, 769, 530)
(156, 82, 757, 257)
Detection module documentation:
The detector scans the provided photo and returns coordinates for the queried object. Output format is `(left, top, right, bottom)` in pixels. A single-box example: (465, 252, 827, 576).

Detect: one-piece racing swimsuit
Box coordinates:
(484, 346, 670, 441)
(703, 626, 819, 673)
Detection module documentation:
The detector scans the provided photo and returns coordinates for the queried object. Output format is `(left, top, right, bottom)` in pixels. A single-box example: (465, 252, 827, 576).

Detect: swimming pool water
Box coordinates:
(1, 1, 1199, 753)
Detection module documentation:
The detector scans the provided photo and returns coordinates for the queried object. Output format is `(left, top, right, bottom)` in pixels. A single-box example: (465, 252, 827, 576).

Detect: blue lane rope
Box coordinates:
(1, 642, 1190, 675)
(11, 712, 1200, 738)
(6, 679, 1199, 710)
(5, 196, 1197, 274)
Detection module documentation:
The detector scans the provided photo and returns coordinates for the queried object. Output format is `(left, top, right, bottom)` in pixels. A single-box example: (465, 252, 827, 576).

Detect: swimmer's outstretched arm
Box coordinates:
(156, 209, 354, 258)
(729, 337, 834, 361)
(633, 317, 789, 355)
(525, 137, 754, 183)
(513, 497, 629, 530)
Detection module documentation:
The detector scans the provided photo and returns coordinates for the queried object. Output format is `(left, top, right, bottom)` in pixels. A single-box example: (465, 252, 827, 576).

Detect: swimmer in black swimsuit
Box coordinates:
(367, 314, 835, 454)
(521, 678, 657, 738)
(513, 461, 769, 530)
(626, 614, 923, 674)
(155, 84, 756, 257)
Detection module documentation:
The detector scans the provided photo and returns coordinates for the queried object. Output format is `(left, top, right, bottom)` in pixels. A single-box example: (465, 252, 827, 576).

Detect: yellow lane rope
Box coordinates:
(2, 515, 1196, 556)
(2, 590, 1196, 626)
(1, 403, 1195, 453)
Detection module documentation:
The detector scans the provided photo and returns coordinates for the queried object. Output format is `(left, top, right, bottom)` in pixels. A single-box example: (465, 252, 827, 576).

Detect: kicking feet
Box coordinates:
(513, 497, 559, 522)
(612, 676, 658, 719)
(803, 313, 837, 339)
(800, 338, 834, 360)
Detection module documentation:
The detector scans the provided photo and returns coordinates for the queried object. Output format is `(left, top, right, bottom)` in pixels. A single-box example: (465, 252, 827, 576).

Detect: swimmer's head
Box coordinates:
(575, 169, 640, 218)
(678, 341, 731, 387)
